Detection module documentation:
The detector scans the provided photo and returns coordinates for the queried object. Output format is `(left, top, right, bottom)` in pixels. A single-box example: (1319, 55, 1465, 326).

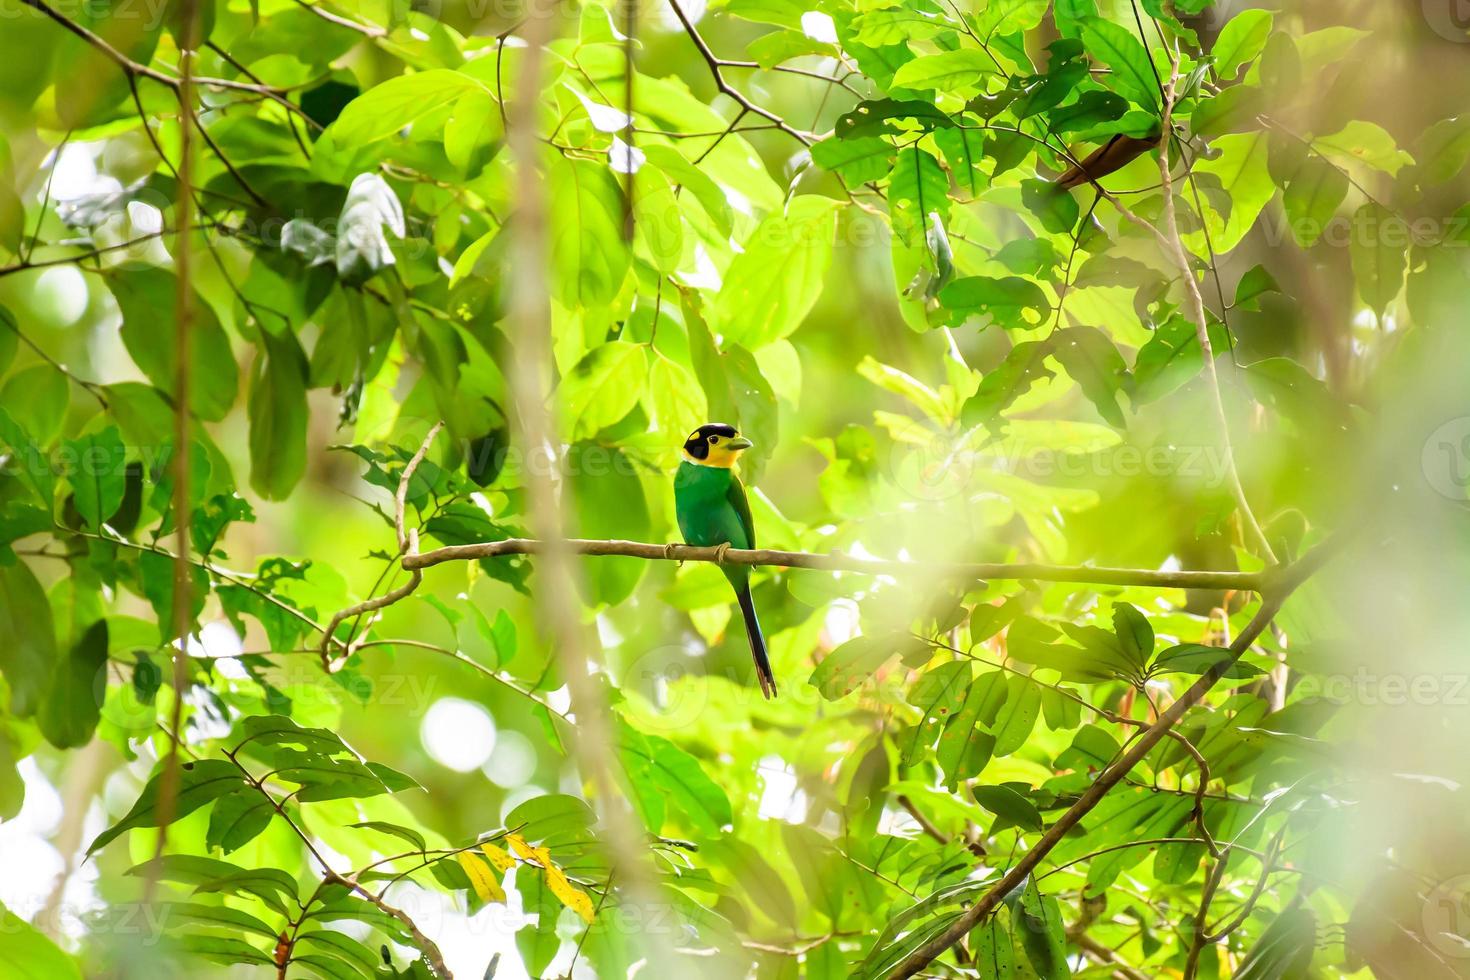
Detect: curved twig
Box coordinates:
(320, 422, 442, 671)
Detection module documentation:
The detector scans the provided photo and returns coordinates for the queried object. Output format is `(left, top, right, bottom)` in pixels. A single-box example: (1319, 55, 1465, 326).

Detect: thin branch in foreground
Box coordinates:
(146, 0, 201, 906)
(1155, 51, 1277, 564)
(319, 421, 443, 672)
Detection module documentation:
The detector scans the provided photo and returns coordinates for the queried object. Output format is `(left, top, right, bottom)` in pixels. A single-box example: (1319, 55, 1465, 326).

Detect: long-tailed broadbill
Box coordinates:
(674, 423, 775, 698)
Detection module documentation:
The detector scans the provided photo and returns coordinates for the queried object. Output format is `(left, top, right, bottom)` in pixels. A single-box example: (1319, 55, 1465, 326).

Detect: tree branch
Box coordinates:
(885, 537, 1340, 977)
(1156, 51, 1276, 564)
(665, 0, 814, 146)
(320, 422, 442, 672)
(146, 0, 200, 905)
(404, 537, 1265, 591)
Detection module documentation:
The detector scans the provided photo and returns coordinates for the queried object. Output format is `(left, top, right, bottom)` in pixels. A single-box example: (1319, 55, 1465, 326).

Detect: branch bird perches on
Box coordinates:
(318, 424, 1273, 673)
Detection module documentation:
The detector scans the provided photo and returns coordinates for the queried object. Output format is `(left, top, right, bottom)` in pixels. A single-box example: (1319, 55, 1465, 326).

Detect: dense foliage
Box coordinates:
(2, 0, 1470, 977)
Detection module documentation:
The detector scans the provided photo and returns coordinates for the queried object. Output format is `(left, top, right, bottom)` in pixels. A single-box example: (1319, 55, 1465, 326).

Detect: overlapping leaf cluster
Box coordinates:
(0, 0, 1467, 976)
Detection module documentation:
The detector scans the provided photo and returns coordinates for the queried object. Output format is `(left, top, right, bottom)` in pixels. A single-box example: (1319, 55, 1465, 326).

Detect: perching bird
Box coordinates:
(674, 423, 776, 698)
(1055, 132, 1162, 189)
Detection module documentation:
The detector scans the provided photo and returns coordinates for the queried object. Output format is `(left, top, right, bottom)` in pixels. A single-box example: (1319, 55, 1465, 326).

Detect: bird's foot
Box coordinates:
(712, 542, 732, 563)
(663, 542, 683, 565)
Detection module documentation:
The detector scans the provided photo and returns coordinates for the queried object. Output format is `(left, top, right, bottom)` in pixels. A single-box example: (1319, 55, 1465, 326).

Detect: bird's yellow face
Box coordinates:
(682, 423, 753, 468)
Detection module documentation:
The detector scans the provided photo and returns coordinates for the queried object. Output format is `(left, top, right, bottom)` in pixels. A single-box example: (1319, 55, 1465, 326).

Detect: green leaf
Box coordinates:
(163, 902, 280, 941)
(111, 264, 239, 422)
(505, 793, 598, 849)
(174, 935, 275, 967)
(1132, 312, 1228, 404)
(625, 729, 733, 834)
(1021, 178, 1080, 234)
(973, 783, 1044, 832)
(0, 364, 68, 446)
(632, 167, 683, 275)
(1016, 880, 1069, 979)
(349, 820, 427, 852)
(934, 127, 989, 197)
(889, 147, 950, 247)
(850, 6, 949, 46)
(1418, 115, 1470, 185)
(327, 69, 485, 145)
(0, 901, 82, 979)
(1313, 120, 1413, 176)
(1007, 617, 1128, 683)
(1111, 602, 1154, 670)
(1082, 19, 1160, 111)
(247, 328, 310, 501)
(714, 196, 840, 347)
(1050, 326, 1127, 427)
(901, 661, 973, 767)
(1191, 84, 1268, 140)
(890, 51, 998, 92)
(205, 790, 277, 853)
(810, 633, 916, 699)
(0, 306, 18, 378)
(559, 341, 647, 441)
(961, 339, 1055, 427)
(642, 145, 733, 237)
(444, 88, 502, 175)
(570, 443, 650, 606)
(1235, 908, 1316, 979)
(992, 674, 1042, 756)
(940, 276, 1051, 330)
(971, 917, 1017, 978)
(37, 619, 107, 749)
(514, 863, 561, 976)
(548, 154, 630, 308)
(128, 856, 299, 915)
(60, 427, 125, 529)
(0, 557, 58, 716)
(1055, 723, 1121, 770)
(1349, 202, 1408, 316)
(1213, 9, 1273, 79)
(1150, 643, 1264, 679)
(811, 135, 895, 185)
(1281, 155, 1348, 247)
(1188, 132, 1273, 253)
(88, 760, 248, 855)
(937, 671, 1003, 786)
(295, 929, 382, 971)
(1234, 264, 1280, 311)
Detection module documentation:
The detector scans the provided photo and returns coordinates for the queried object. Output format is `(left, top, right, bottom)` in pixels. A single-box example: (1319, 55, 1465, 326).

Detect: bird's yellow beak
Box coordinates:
(726, 436, 753, 451)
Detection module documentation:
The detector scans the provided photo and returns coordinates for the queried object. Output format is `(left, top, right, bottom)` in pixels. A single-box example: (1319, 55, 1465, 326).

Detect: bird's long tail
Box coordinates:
(735, 584, 776, 699)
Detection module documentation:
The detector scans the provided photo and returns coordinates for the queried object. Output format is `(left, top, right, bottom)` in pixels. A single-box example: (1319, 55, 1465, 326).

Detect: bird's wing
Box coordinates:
(726, 475, 756, 550)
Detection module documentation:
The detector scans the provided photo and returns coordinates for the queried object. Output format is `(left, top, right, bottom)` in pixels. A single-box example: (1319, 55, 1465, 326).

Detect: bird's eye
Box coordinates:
(709, 435, 720, 445)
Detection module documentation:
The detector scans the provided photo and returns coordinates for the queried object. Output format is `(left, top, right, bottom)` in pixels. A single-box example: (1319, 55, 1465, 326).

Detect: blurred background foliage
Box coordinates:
(1, 0, 1470, 976)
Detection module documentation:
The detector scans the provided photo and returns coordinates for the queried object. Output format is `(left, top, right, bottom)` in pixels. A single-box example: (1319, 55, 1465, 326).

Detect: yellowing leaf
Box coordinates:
(456, 852, 505, 903)
(504, 834, 596, 923)
(507, 833, 542, 862)
(480, 841, 516, 874)
(542, 864, 597, 924)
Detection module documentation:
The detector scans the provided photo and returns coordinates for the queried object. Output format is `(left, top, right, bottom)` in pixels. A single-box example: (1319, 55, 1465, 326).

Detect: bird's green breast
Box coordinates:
(675, 462, 752, 551)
